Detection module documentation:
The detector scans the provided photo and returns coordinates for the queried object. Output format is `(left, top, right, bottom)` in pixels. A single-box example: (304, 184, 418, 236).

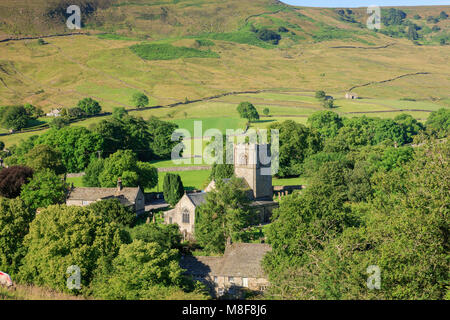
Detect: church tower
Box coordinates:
(234, 143, 273, 200)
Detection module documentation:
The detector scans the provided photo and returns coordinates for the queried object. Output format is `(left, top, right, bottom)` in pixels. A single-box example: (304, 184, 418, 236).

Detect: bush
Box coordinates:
(77, 98, 102, 116)
(256, 29, 281, 45)
(131, 92, 149, 108)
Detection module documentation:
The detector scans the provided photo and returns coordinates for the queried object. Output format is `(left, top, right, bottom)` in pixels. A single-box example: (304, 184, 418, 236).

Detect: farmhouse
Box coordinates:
(66, 179, 145, 214)
(180, 243, 271, 298)
(164, 143, 279, 240)
(46, 108, 62, 117)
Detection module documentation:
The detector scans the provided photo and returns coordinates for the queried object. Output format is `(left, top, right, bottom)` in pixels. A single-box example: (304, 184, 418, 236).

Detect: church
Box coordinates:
(164, 143, 279, 240)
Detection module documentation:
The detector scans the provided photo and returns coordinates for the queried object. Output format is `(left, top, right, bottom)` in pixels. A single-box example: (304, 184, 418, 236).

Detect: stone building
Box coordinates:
(164, 143, 278, 240)
(180, 243, 271, 298)
(345, 92, 359, 99)
(66, 179, 145, 214)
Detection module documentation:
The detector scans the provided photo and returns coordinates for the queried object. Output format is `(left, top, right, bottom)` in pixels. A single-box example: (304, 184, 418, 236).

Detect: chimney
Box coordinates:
(117, 177, 123, 191)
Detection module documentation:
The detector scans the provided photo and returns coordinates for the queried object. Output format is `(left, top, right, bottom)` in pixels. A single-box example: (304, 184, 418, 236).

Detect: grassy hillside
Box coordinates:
(0, 0, 448, 149)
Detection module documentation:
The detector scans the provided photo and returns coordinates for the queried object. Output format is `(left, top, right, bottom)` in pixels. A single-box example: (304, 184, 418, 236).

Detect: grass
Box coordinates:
(129, 43, 220, 61)
(0, 284, 87, 300)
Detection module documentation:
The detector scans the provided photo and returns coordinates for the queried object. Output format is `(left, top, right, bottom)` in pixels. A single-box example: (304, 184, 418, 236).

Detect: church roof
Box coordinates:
(186, 192, 208, 207)
(181, 243, 271, 278)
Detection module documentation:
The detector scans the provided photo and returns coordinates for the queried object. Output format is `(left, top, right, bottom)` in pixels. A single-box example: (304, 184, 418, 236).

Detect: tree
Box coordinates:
(195, 177, 255, 254)
(307, 110, 343, 139)
(24, 144, 66, 174)
(0, 198, 34, 275)
(98, 150, 158, 189)
(163, 173, 185, 207)
(439, 11, 448, 20)
(263, 108, 270, 116)
(0, 141, 4, 151)
(323, 99, 335, 109)
(236, 102, 259, 122)
(256, 29, 281, 45)
(37, 126, 103, 173)
(49, 117, 70, 129)
(209, 163, 234, 182)
(426, 108, 450, 138)
(128, 223, 182, 251)
(82, 158, 105, 187)
(23, 104, 43, 119)
(0, 166, 33, 198)
(131, 92, 149, 108)
(77, 98, 102, 116)
(393, 113, 424, 143)
(90, 240, 186, 300)
(88, 199, 136, 227)
(268, 120, 322, 177)
(0, 106, 30, 131)
(20, 169, 67, 210)
(315, 90, 326, 100)
(147, 117, 180, 159)
(18, 205, 124, 293)
(67, 107, 86, 119)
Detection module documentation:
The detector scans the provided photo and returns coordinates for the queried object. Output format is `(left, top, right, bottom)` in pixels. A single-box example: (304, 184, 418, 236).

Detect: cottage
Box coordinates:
(164, 143, 278, 240)
(66, 179, 145, 214)
(180, 243, 271, 298)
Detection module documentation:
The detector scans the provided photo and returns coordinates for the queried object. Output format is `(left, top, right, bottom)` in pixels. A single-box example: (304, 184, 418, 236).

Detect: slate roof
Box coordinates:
(181, 243, 271, 278)
(66, 187, 141, 207)
(186, 192, 208, 207)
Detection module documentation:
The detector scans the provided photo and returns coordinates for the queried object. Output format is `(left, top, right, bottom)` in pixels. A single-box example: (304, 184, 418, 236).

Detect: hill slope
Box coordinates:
(0, 0, 448, 146)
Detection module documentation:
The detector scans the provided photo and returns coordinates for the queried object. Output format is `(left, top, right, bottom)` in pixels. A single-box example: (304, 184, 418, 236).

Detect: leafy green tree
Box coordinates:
(237, 102, 260, 122)
(18, 205, 124, 293)
(263, 108, 270, 116)
(426, 108, 450, 138)
(49, 117, 70, 129)
(20, 169, 67, 210)
(195, 177, 255, 254)
(393, 113, 424, 143)
(373, 119, 408, 145)
(0, 198, 34, 275)
(37, 126, 103, 173)
(98, 150, 157, 189)
(131, 92, 149, 108)
(209, 163, 234, 182)
(407, 25, 419, 40)
(147, 117, 180, 159)
(0, 166, 34, 198)
(315, 90, 326, 100)
(77, 98, 102, 115)
(23, 104, 44, 119)
(163, 173, 184, 206)
(268, 120, 322, 177)
(0, 106, 30, 130)
(24, 144, 65, 174)
(256, 28, 281, 44)
(439, 11, 448, 20)
(67, 107, 86, 119)
(88, 199, 136, 227)
(307, 110, 343, 139)
(128, 223, 182, 251)
(112, 107, 127, 119)
(82, 158, 105, 187)
(91, 240, 185, 300)
(0, 141, 4, 150)
(323, 99, 335, 109)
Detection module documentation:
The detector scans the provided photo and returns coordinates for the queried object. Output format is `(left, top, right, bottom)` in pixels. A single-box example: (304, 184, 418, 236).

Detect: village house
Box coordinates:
(180, 243, 271, 298)
(164, 143, 279, 240)
(66, 178, 145, 214)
